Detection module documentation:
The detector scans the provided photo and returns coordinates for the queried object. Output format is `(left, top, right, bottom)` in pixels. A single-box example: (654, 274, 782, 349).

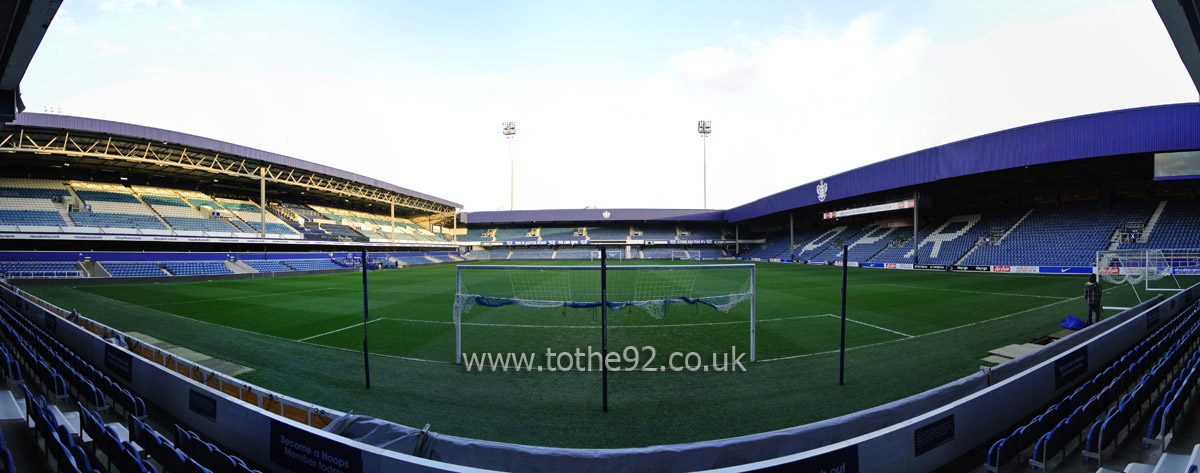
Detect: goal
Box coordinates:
(1096, 249, 1198, 302)
(670, 250, 694, 261)
(591, 248, 623, 260)
(453, 264, 756, 363)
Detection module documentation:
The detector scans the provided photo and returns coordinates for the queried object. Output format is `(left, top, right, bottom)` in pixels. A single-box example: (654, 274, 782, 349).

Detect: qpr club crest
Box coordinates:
(602, 210, 611, 219)
(816, 180, 828, 202)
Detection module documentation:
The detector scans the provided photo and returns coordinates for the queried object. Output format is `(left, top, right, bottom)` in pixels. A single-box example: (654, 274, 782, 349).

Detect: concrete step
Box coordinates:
(1150, 453, 1189, 473)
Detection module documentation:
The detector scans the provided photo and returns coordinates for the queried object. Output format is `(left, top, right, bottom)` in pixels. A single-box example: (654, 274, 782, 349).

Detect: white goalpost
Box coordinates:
(1096, 248, 1199, 304)
(590, 249, 623, 260)
(670, 250, 693, 261)
(453, 264, 757, 363)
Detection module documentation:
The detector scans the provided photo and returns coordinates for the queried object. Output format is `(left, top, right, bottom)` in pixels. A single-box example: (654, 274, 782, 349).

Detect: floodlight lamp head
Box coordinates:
(503, 121, 516, 136)
(698, 120, 712, 135)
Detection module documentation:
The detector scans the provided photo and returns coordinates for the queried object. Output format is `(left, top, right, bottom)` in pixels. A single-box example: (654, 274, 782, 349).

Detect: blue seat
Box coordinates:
(70, 444, 93, 472)
(0, 447, 14, 473)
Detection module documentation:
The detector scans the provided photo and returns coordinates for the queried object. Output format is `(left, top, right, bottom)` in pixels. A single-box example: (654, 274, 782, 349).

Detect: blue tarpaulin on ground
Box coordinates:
(1061, 314, 1087, 330)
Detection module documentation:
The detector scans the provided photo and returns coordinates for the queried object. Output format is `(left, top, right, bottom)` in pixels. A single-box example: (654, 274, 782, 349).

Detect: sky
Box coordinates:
(18, 0, 1200, 213)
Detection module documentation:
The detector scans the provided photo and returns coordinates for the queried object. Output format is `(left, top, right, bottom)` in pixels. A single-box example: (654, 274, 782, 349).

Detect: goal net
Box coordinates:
(1096, 249, 1198, 300)
(591, 249, 623, 260)
(670, 250, 693, 261)
(453, 264, 756, 363)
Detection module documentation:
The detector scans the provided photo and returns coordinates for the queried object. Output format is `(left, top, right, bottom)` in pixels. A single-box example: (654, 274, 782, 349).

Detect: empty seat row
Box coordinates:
(985, 300, 1200, 471)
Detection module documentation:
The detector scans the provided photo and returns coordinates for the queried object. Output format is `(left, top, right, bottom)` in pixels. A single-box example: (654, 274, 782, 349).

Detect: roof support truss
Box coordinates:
(0, 127, 455, 214)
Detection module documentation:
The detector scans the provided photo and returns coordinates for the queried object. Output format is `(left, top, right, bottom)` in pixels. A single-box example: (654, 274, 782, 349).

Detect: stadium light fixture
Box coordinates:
(698, 120, 712, 209)
(503, 121, 516, 210)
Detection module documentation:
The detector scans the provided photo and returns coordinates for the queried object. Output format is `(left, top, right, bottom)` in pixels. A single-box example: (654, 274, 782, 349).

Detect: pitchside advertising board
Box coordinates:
(989, 266, 1039, 274)
(270, 420, 362, 473)
(857, 263, 1095, 274)
(497, 239, 720, 246)
(747, 445, 859, 473)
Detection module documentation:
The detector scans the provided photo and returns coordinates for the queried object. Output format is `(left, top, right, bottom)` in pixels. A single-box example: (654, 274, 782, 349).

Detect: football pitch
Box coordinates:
(19, 262, 1185, 448)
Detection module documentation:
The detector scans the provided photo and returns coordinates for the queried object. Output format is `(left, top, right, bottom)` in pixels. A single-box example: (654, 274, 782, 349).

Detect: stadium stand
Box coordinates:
(135, 186, 240, 234)
(306, 204, 448, 242)
(214, 198, 300, 236)
(321, 224, 365, 239)
(983, 299, 1200, 472)
(539, 227, 586, 241)
(281, 259, 343, 271)
(0, 179, 72, 227)
(1119, 198, 1200, 251)
(459, 227, 494, 242)
(508, 247, 554, 259)
(742, 236, 794, 259)
(794, 224, 866, 261)
(101, 262, 166, 277)
(0, 292, 266, 473)
(0, 261, 81, 278)
(689, 248, 727, 259)
(394, 254, 434, 266)
(962, 201, 1157, 267)
(66, 181, 169, 231)
(493, 227, 536, 242)
(243, 260, 292, 273)
(276, 202, 323, 222)
(630, 225, 677, 240)
(554, 247, 596, 259)
(680, 225, 723, 240)
(0, 208, 69, 226)
(162, 261, 233, 276)
(744, 227, 825, 260)
(642, 247, 684, 259)
(586, 226, 631, 240)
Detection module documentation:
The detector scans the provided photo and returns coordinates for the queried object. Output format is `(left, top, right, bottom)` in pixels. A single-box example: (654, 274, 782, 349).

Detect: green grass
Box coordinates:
(20, 262, 1184, 448)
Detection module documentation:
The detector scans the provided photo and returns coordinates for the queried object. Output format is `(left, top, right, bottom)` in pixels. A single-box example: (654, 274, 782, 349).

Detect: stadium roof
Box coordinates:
(724, 103, 1200, 223)
(2, 112, 462, 213)
(1155, 0, 1200, 96)
(465, 104, 1200, 226)
(0, 0, 60, 123)
(460, 208, 724, 225)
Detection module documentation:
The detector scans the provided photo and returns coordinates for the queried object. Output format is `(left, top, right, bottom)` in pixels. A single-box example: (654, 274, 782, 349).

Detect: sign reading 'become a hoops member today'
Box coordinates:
(270, 420, 362, 473)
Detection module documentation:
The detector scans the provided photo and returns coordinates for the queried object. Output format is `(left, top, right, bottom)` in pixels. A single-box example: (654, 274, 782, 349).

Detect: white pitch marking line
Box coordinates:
(142, 286, 349, 307)
(64, 287, 451, 364)
(759, 285, 1123, 363)
(297, 318, 385, 342)
(823, 314, 913, 338)
(877, 283, 1071, 300)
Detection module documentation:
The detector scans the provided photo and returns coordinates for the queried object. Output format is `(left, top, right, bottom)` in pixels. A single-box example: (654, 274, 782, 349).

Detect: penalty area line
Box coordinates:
(877, 284, 1071, 300)
(759, 285, 1123, 363)
(822, 314, 913, 338)
(297, 318, 385, 342)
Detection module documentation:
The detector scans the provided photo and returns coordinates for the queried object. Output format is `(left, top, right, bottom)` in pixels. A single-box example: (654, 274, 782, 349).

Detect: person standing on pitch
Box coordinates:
(1084, 274, 1102, 325)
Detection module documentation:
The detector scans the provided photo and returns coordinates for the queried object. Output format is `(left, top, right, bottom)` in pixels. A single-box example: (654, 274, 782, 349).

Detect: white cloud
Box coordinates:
(55, 15, 83, 36)
(929, 2, 1194, 145)
(98, 0, 160, 11)
(657, 3, 1194, 209)
(667, 47, 747, 92)
(92, 38, 129, 58)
